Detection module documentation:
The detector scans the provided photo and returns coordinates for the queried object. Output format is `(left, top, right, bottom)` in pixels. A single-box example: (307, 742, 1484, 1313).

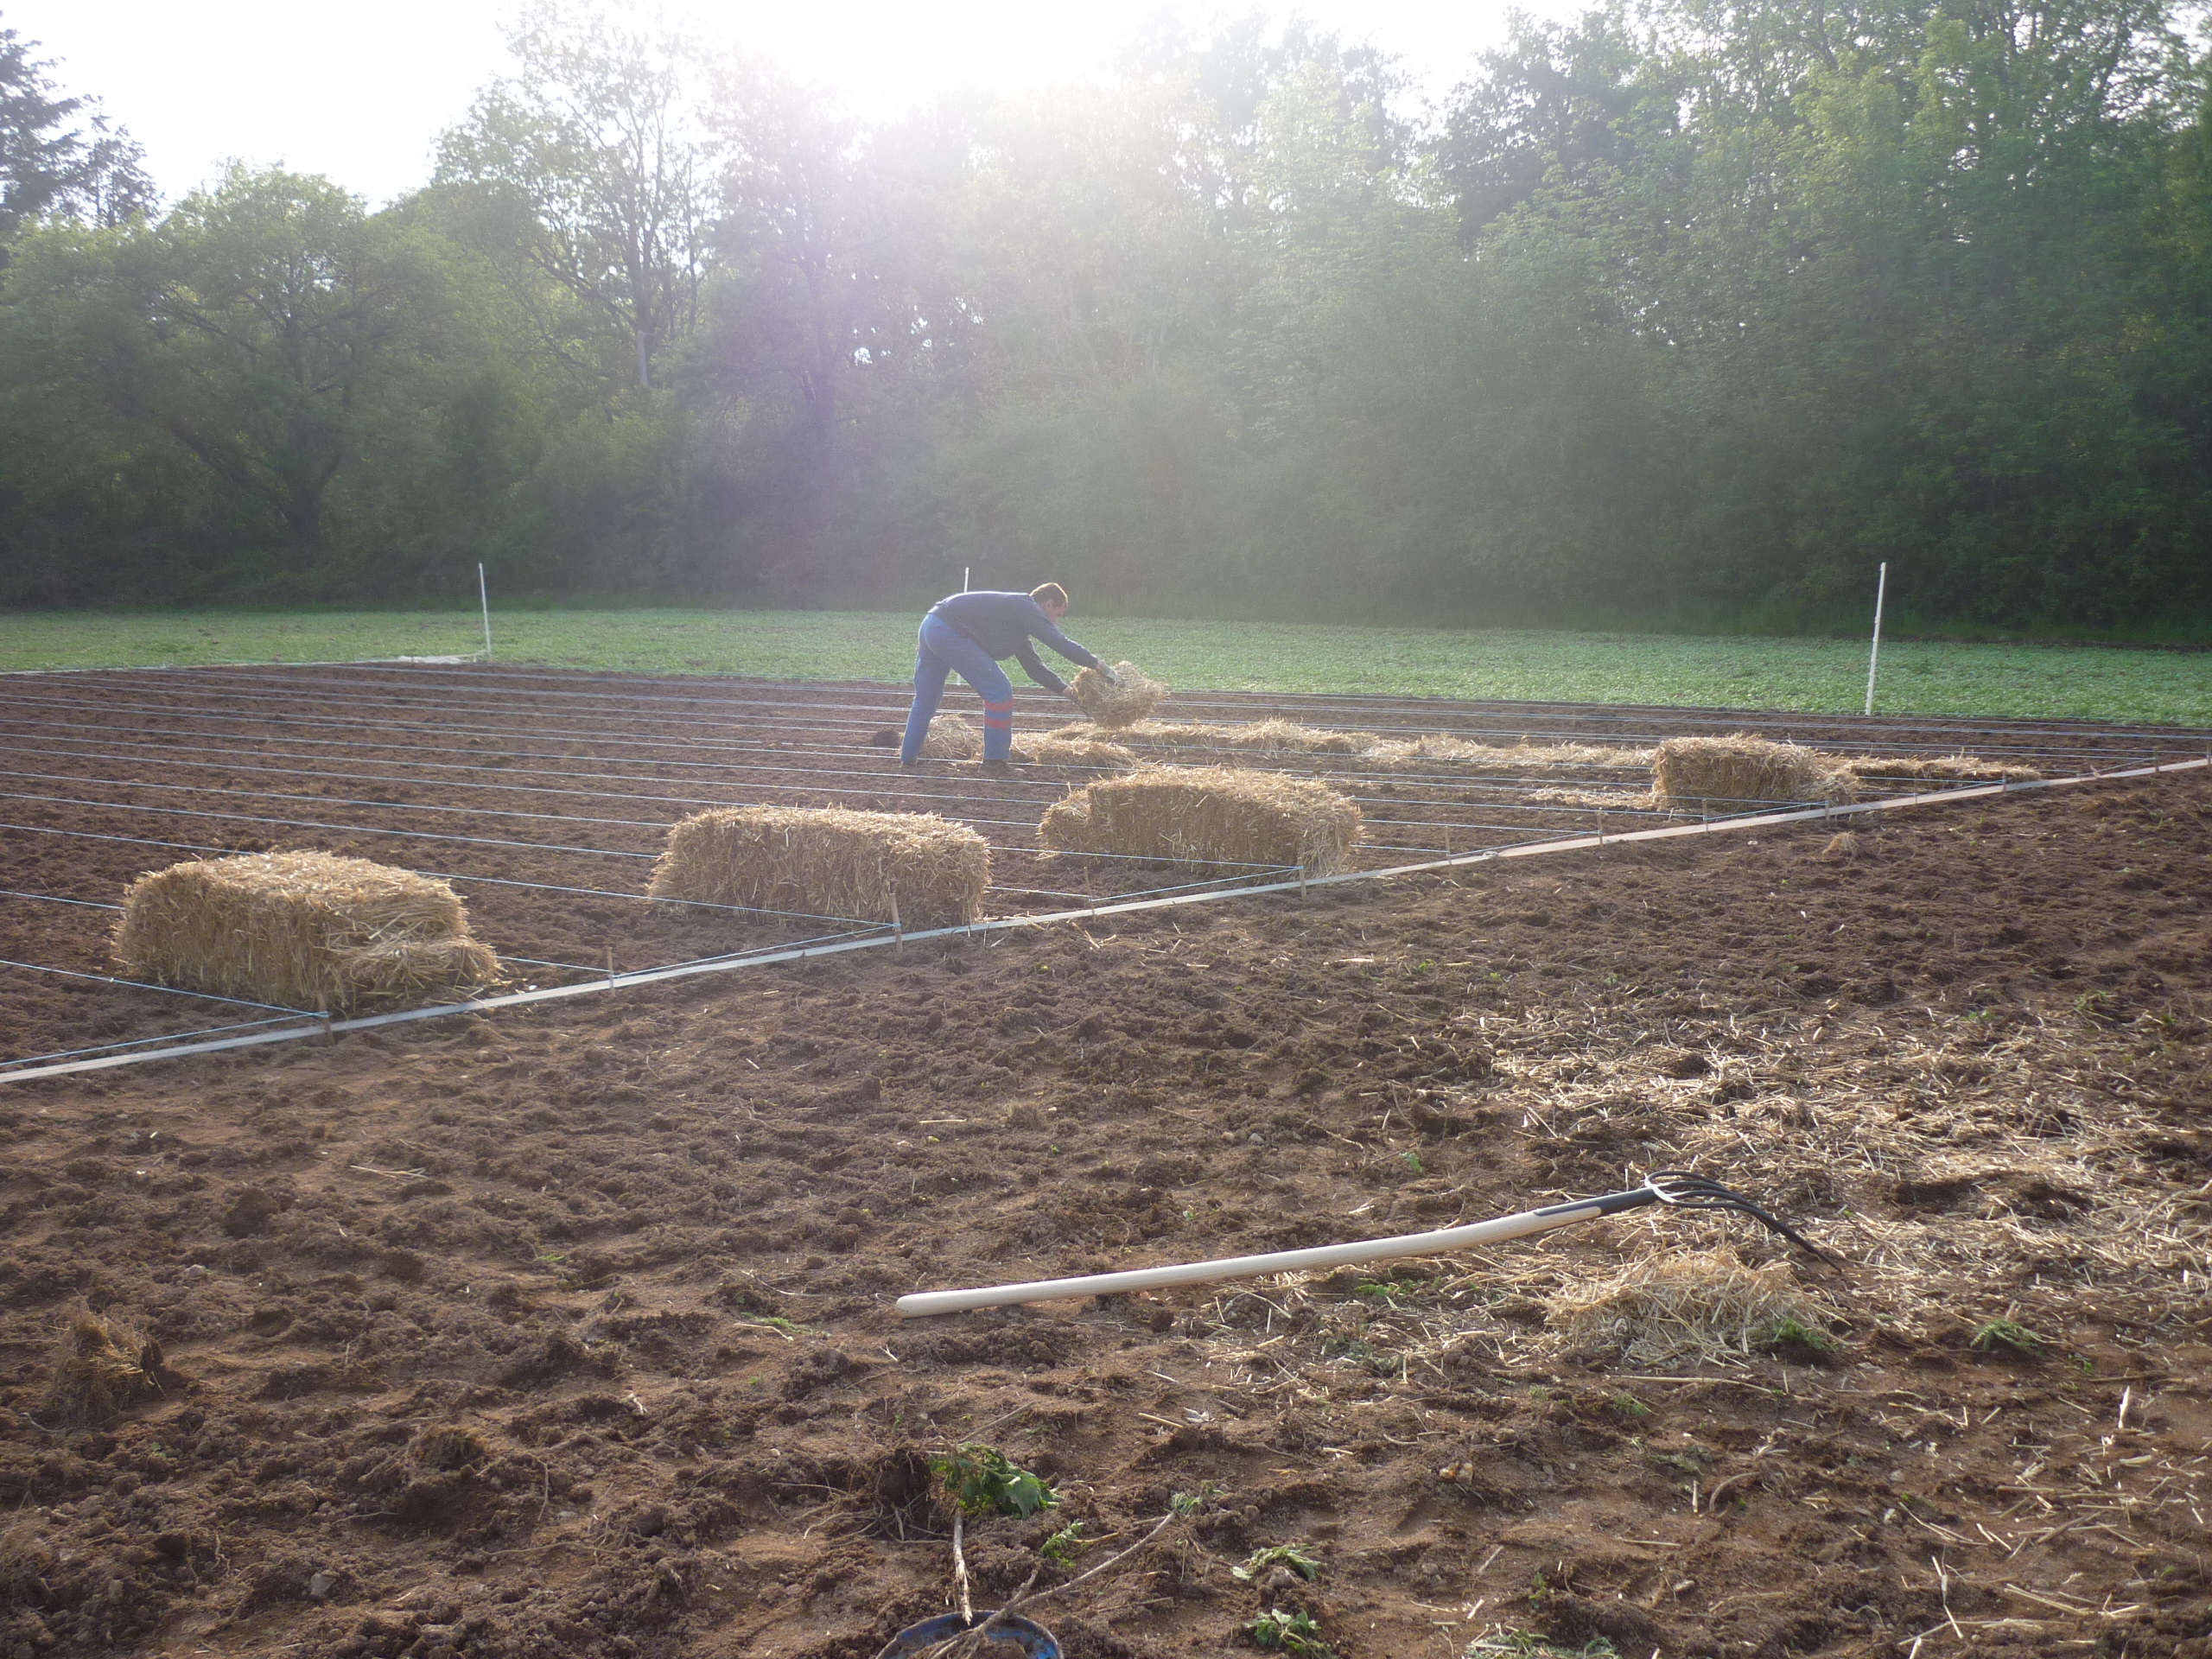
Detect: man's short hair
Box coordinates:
(1030, 582, 1069, 609)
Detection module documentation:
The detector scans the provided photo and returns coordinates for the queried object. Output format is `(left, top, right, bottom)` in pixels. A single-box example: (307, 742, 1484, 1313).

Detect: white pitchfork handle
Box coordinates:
(893, 1185, 1662, 1319)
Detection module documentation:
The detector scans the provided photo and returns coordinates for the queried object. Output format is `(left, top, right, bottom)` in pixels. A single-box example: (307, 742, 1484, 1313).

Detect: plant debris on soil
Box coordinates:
(0, 682, 2208, 1659)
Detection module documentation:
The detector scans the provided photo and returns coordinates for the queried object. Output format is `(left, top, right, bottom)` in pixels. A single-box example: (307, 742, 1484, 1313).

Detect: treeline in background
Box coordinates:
(3, 0, 2209, 635)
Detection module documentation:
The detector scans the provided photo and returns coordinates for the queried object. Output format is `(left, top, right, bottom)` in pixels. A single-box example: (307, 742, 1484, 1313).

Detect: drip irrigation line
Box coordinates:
(0, 821, 861, 925)
(0, 887, 121, 910)
(8, 675, 2170, 774)
(0, 779, 1071, 847)
(3, 755, 2202, 1085)
(0, 766, 686, 836)
(108, 654, 2195, 747)
(69, 663, 2205, 753)
(3, 1014, 322, 1071)
(0, 956, 316, 1015)
(0, 699, 1186, 801)
(0, 788, 661, 861)
(3, 688, 2154, 815)
(0, 728, 1669, 810)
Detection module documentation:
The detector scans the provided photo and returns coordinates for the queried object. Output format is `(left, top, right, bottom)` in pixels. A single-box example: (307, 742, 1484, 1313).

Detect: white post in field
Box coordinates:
(963, 566, 970, 592)
(479, 563, 493, 659)
(1864, 562, 1887, 717)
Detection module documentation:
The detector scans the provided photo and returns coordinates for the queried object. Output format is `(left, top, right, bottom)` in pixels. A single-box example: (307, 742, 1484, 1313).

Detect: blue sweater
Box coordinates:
(928, 591, 1103, 695)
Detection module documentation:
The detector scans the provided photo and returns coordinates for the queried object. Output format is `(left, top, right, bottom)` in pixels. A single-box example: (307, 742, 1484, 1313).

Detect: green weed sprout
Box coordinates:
(929, 1444, 1058, 1518)
(1040, 1521, 1090, 1566)
(1172, 1482, 1224, 1517)
(1759, 1315, 1837, 1354)
(1232, 1544, 1321, 1583)
(1249, 1606, 1334, 1656)
(1970, 1319, 2043, 1356)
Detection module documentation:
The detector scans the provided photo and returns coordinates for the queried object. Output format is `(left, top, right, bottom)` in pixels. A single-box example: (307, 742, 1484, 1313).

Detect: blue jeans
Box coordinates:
(901, 613, 1014, 762)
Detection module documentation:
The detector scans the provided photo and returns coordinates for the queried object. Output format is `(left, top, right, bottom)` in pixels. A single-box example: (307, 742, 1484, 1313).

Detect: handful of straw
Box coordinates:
(1068, 661, 1167, 728)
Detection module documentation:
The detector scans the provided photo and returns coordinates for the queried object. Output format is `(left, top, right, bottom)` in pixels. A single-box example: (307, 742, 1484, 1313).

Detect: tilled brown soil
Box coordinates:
(0, 698, 2209, 1656)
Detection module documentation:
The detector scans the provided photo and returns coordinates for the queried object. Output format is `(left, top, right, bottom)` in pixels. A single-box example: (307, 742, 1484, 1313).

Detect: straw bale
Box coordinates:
(1068, 661, 1168, 728)
(112, 851, 499, 1015)
(1547, 1249, 1825, 1367)
(649, 806, 988, 926)
(45, 1309, 153, 1426)
(1650, 735, 1859, 810)
(1039, 766, 1361, 874)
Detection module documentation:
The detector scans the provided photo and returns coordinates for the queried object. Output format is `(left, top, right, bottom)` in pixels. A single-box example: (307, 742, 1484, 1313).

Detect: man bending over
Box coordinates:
(899, 583, 1116, 774)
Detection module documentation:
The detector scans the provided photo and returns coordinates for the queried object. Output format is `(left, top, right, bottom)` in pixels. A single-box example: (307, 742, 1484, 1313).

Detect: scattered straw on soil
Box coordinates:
(919, 715, 986, 760)
(1546, 1249, 1825, 1367)
(1650, 735, 1859, 810)
(649, 806, 989, 927)
(1068, 661, 1168, 728)
(1362, 734, 1656, 772)
(1023, 734, 1138, 769)
(111, 851, 499, 1015)
(1821, 830, 1862, 861)
(1039, 766, 1361, 874)
(1048, 721, 1652, 774)
(1843, 753, 2043, 788)
(45, 1308, 153, 1426)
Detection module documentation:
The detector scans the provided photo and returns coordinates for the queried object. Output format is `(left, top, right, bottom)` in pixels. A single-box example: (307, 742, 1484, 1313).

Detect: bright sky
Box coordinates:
(8, 0, 1561, 208)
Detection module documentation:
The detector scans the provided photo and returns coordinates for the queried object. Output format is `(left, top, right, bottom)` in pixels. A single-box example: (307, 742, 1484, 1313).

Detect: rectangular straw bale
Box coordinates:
(111, 851, 498, 1014)
(1067, 661, 1168, 728)
(649, 806, 988, 926)
(1039, 766, 1360, 875)
(1651, 735, 1858, 810)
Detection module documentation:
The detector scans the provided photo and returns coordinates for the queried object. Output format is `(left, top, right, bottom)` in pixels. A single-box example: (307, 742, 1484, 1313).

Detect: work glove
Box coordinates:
(1096, 665, 1121, 686)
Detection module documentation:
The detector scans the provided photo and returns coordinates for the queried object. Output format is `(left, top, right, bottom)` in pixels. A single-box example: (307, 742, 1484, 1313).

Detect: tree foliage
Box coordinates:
(3, 0, 2209, 633)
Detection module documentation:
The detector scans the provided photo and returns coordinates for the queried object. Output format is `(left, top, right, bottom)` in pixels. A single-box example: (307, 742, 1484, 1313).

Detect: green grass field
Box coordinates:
(2, 608, 2206, 724)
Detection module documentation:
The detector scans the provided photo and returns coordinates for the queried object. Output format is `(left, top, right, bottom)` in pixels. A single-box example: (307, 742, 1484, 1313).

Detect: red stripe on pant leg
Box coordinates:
(982, 702, 1014, 730)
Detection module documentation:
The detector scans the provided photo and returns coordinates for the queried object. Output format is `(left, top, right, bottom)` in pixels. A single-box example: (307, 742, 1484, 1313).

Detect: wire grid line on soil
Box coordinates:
(6, 673, 2190, 772)
(28, 660, 2206, 754)
(3, 751, 2201, 1084)
(0, 731, 1681, 819)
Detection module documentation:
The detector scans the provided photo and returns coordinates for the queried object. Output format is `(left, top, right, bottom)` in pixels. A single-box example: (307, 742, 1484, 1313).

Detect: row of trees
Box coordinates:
(3, 1, 2208, 632)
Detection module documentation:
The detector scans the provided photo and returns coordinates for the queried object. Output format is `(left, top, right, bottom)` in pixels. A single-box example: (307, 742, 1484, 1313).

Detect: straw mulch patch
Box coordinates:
(1650, 735, 1859, 810)
(1546, 1250, 1827, 1367)
(1842, 753, 2043, 789)
(649, 806, 989, 927)
(1067, 661, 1168, 728)
(1049, 721, 1652, 775)
(1039, 766, 1362, 874)
(1022, 734, 1138, 769)
(111, 851, 499, 1015)
(45, 1309, 158, 1426)
(919, 714, 986, 760)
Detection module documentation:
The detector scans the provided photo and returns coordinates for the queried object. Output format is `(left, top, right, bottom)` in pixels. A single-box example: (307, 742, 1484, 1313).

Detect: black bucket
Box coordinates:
(873, 1610, 1061, 1657)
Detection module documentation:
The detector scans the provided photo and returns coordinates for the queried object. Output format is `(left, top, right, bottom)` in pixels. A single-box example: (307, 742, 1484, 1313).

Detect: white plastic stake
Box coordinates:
(963, 566, 970, 592)
(1864, 562, 1887, 716)
(478, 563, 493, 659)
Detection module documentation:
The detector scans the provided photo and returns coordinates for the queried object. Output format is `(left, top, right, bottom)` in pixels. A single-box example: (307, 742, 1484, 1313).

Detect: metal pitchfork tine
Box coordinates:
(1643, 1168, 1839, 1266)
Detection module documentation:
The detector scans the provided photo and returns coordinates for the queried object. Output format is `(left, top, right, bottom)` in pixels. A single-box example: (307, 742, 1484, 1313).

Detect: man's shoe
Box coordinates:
(979, 757, 1023, 778)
